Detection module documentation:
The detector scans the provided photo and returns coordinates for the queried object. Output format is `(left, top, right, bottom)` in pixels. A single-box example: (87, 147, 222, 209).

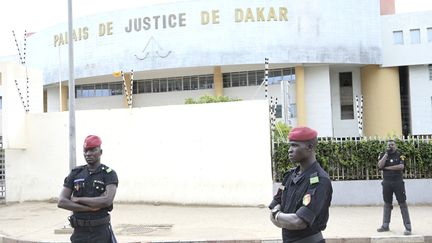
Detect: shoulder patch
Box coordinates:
(400, 155, 406, 161)
(310, 172, 319, 184)
(105, 167, 112, 173)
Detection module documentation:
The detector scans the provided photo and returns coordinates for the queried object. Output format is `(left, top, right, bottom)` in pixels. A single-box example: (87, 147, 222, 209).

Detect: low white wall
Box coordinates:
(332, 179, 432, 205)
(5, 100, 273, 206)
(275, 179, 432, 206)
(0, 62, 43, 149)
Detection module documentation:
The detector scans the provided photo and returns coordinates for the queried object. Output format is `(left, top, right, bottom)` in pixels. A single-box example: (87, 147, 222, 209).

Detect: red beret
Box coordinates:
(288, 127, 318, 141)
(83, 135, 102, 149)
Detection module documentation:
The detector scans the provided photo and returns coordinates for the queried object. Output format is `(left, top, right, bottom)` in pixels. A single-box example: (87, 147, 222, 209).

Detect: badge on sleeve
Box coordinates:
(310, 176, 319, 185)
(303, 194, 311, 206)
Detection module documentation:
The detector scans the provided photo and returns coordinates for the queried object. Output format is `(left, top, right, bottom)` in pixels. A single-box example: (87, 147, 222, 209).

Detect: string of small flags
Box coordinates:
(12, 30, 30, 112)
(269, 96, 278, 131)
(129, 70, 134, 108)
(14, 80, 28, 112)
(355, 94, 364, 136)
(121, 70, 134, 108)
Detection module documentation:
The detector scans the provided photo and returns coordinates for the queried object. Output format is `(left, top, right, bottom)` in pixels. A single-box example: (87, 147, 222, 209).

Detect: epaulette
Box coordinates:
(101, 164, 113, 173)
(309, 172, 319, 185)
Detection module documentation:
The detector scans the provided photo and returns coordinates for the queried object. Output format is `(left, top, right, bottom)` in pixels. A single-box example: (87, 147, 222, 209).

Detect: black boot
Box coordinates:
(400, 202, 412, 235)
(377, 203, 392, 232)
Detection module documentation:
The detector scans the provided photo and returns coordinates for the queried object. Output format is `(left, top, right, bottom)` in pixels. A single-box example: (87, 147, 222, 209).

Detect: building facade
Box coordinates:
(3, 0, 432, 137)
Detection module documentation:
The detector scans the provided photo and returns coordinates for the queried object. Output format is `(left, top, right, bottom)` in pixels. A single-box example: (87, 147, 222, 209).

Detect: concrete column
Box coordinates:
(60, 83, 68, 111)
(361, 65, 402, 137)
(214, 66, 223, 96)
(295, 66, 306, 126)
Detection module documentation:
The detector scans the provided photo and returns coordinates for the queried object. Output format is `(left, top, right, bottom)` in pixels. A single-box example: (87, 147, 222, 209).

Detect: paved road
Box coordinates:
(0, 202, 431, 242)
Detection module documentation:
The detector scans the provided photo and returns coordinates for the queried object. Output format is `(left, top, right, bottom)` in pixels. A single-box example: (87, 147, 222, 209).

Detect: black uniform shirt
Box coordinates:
(379, 151, 404, 180)
(64, 164, 119, 220)
(274, 161, 332, 243)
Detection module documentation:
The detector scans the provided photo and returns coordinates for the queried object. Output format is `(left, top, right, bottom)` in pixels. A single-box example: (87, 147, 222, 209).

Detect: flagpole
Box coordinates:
(68, 0, 76, 170)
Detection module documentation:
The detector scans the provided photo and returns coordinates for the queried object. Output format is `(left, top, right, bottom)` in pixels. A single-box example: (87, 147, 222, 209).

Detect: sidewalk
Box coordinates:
(0, 202, 431, 243)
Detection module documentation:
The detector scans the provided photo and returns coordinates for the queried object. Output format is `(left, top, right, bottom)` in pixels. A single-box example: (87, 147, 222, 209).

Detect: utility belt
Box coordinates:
(68, 215, 110, 228)
(292, 231, 323, 243)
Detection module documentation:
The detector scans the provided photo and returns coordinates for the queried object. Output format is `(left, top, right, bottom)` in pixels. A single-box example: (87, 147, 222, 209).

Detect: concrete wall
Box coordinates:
(5, 100, 273, 206)
(304, 66, 333, 137)
(76, 95, 125, 110)
(330, 66, 362, 137)
(275, 179, 432, 205)
(0, 62, 43, 149)
(381, 11, 432, 67)
(26, 0, 381, 85)
(332, 179, 432, 205)
(409, 65, 432, 135)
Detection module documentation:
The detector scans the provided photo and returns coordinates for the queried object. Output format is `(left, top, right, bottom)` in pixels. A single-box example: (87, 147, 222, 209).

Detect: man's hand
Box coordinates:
(270, 204, 283, 228)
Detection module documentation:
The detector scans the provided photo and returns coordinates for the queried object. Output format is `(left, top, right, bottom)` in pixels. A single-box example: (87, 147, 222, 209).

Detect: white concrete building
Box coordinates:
(1, 0, 432, 138)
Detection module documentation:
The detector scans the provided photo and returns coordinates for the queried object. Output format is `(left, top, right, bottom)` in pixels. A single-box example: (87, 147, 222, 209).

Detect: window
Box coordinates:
(222, 68, 295, 88)
(339, 72, 354, 120)
(283, 68, 295, 82)
(393, 31, 404, 45)
(167, 77, 183, 92)
(159, 78, 167, 92)
(247, 71, 257, 86)
(429, 64, 432, 81)
(95, 83, 110, 96)
(256, 70, 264, 85)
(183, 76, 191, 90)
(223, 73, 230, 88)
(109, 82, 123, 96)
(136, 80, 152, 93)
(275, 104, 282, 118)
(269, 70, 283, 84)
(428, 28, 432, 42)
(231, 72, 241, 87)
(199, 75, 213, 89)
(152, 79, 160, 93)
(82, 84, 95, 97)
(289, 103, 297, 118)
(410, 29, 420, 44)
(190, 76, 198, 90)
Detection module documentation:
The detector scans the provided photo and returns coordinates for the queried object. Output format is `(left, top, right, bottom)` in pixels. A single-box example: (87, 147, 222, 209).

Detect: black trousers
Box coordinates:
(71, 224, 114, 243)
(382, 179, 406, 204)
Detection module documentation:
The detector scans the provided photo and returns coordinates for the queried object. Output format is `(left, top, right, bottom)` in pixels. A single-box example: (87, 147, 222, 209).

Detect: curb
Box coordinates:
(1, 236, 431, 243)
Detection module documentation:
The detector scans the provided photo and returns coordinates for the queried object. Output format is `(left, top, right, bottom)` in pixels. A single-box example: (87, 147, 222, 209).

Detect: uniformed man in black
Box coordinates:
(377, 139, 412, 235)
(269, 126, 332, 243)
(58, 135, 119, 243)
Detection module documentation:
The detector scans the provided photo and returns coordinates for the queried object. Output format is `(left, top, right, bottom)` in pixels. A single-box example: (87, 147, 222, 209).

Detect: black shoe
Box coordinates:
(404, 229, 411, 235)
(377, 226, 389, 232)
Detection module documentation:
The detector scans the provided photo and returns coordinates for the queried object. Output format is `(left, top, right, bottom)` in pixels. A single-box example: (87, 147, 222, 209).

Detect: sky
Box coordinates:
(1, 0, 432, 57)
